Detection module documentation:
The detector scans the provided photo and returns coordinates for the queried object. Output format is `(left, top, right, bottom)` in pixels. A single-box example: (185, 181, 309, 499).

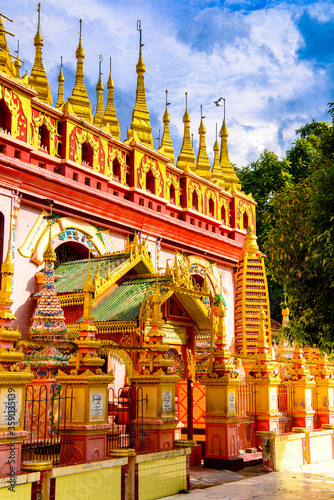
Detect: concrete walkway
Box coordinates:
(161, 460, 334, 500)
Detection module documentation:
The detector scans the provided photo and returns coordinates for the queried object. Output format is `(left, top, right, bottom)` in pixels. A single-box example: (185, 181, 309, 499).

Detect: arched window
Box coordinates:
(113, 158, 121, 181)
(221, 205, 226, 225)
(81, 142, 93, 167)
(146, 170, 155, 194)
(243, 212, 249, 230)
(0, 99, 11, 134)
(38, 124, 50, 153)
(192, 191, 198, 211)
(208, 198, 215, 218)
(169, 184, 175, 204)
(55, 241, 89, 268)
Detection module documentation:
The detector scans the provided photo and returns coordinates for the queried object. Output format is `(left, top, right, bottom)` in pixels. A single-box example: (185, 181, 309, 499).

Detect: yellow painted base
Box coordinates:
(138, 454, 187, 500)
(55, 465, 122, 500)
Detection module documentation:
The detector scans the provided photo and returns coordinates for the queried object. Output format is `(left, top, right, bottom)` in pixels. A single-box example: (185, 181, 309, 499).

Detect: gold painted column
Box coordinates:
(290, 346, 316, 430)
(246, 307, 281, 434)
(201, 301, 243, 470)
(56, 369, 114, 462)
(132, 286, 180, 451)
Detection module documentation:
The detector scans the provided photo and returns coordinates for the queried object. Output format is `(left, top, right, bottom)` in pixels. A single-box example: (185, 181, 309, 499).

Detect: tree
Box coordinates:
(286, 120, 330, 183)
(236, 119, 332, 325)
(236, 150, 291, 245)
(264, 116, 334, 352)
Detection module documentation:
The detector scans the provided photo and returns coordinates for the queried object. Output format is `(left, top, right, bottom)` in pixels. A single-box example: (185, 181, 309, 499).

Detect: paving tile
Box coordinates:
(160, 460, 334, 500)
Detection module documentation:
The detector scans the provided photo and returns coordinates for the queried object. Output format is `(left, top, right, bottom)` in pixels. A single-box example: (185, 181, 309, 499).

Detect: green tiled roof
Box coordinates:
(87, 277, 171, 322)
(54, 253, 131, 294)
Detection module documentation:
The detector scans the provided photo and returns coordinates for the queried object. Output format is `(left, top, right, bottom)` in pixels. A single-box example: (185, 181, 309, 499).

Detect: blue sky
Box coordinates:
(3, 0, 334, 167)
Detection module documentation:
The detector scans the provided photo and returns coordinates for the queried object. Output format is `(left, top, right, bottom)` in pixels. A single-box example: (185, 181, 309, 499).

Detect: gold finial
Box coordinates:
(159, 89, 174, 163)
(55, 56, 65, 109)
(94, 55, 105, 127)
(129, 20, 153, 147)
(212, 122, 224, 185)
(176, 92, 196, 171)
(196, 104, 211, 180)
(0, 212, 16, 318)
(67, 19, 93, 123)
(1, 213, 13, 274)
(42, 201, 56, 262)
(28, 3, 52, 105)
(216, 98, 241, 190)
(83, 238, 94, 294)
(101, 57, 120, 138)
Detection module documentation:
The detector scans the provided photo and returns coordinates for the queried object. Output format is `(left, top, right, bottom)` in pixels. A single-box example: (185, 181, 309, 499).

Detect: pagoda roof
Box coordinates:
(53, 251, 154, 295)
(82, 276, 172, 322)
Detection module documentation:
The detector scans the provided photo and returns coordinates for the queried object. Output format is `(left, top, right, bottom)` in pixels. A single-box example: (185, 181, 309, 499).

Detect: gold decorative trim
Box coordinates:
(96, 321, 137, 336)
(58, 293, 85, 307)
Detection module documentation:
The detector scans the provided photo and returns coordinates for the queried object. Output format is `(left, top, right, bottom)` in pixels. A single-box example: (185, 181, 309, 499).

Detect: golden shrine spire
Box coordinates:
(176, 92, 196, 171)
(30, 208, 66, 339)
(0, 214, 15, 319)
(212, 123, 224, 185)
(101, 57, 120, 139)
(217, 98, 241, 190)
(82, 242, 95, 324)
(0, 14, 16, 78)
(129, 20, 153, 147)
(234, 227, 271, 356)
(28, 3, 52, 105)
(94, 55, 104, 127)
(55, 56, 65, 109)
(67, 19, 93, 123)
(196, 105, 211, 180)
(158, 90, 174, 164)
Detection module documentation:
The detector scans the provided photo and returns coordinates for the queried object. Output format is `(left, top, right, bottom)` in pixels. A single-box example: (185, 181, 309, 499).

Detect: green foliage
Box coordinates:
(236, 113, 333, 333)
(236, 150, 291, 245)
(264, 120, 334, 352)
(286, 120, 330, 183)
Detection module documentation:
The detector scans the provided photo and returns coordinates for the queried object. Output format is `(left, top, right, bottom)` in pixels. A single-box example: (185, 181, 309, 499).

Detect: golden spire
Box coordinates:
(67, 19, 93, 123)
(94, 55, 104, 127)
(28, 3, 52, 105)
(43, 201, 56, 262)
(129, 20, 153, 147)
(219, 111, 241, 190)
(158, 90, 174, 164)
(13, 40, 21, 78)
(101, 57, 120, 139)
(43, 225, 56, 263)
(212, 123, 224, 185)
(0, 14, 16, 77)
(82, 241, 94, 323)
(55, 56, 65, 109)
(196, 105, 211, 180)
(176, 93, 196, 171)
(0, 214, 15, 312)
